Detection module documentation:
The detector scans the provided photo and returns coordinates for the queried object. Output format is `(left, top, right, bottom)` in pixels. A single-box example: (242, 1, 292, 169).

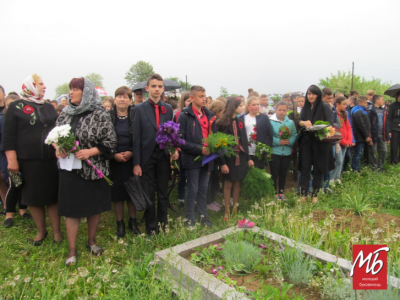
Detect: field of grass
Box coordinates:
(1, 164, 400, 299)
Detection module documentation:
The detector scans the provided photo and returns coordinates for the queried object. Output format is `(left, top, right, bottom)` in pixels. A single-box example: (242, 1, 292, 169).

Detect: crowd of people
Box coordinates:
(0, 74, 399, 266)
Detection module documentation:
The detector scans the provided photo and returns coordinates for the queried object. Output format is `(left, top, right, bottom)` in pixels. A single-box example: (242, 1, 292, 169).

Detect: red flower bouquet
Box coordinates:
(278, 125, 291, 139)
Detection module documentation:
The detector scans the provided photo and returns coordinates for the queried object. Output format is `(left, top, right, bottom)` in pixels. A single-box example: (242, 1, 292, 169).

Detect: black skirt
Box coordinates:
(58, 170, 111, 218)
(19, 159, 58, 206)
(110, 159, 133, 203)
(223, 151, 248, 182)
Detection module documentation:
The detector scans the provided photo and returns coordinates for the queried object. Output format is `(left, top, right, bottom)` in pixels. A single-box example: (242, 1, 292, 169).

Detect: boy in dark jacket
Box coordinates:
(351, 96, 372, 171)
(178, 86, 216, 227)
(368, 95, 389, 171)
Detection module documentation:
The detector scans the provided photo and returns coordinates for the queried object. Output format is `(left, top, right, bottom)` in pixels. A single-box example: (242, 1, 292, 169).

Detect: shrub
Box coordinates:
(279, 245, 316, 286)
(241, 167, 275, 201)
(221, 240, 261, 273)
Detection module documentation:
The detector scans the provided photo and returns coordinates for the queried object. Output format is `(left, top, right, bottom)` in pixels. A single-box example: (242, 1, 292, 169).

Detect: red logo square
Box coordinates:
(351, 244, 389, 290)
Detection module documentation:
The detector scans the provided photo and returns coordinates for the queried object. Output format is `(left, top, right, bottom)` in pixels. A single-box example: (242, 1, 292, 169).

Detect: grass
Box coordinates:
(1, 163, 400, 299)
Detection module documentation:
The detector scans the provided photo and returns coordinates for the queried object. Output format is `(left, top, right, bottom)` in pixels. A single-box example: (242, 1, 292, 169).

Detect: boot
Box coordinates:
(128, 217, 141, 235)
(116, 220, 125, 238)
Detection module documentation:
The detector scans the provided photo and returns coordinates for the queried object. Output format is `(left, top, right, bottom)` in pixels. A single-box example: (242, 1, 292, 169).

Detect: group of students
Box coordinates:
(1, 74, 400, 266)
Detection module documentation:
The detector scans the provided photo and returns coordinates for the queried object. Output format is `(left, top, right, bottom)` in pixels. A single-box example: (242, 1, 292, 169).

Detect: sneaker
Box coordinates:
(238, 219, 255, 228)
(280, 194, 287, 201)
(206, 203, 220, 212)
(3, 218, 13, 228)
(212, 201, 222, 208)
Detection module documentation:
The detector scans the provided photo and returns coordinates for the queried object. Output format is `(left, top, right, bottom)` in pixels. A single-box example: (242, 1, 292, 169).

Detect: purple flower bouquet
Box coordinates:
(156, 121, 185, 169)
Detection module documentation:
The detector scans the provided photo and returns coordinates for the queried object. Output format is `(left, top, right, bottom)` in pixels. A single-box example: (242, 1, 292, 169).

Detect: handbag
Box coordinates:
(124, 175, 152, 211)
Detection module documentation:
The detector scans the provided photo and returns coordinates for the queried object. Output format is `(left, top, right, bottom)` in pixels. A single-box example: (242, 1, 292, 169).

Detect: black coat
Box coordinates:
(368, 106, 389, 142)
(298, 89, 334, 174)
(3, 100, 58, 160)
(351, 106, 371, 142)
(387, 101, 400, 132)
(238, 113, 273, 168)
(177, 103, 217, 169)
(132, 100, 173, 167)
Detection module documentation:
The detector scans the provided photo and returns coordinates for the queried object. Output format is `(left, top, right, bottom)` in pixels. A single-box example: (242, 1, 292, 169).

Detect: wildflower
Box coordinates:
(118, 239, 124, 244)
(102, 276, 109, 283)
(351, 236, 359, 243)
(61, 289, 70, 297)
(95, 283, 101, 289)
(66, 277, 77, 286)
(23, 277, 31, 283)
(329, 214, 335, 220)
(14, 275, 21, 281)
(110, 283, 118, 289)
(79, 269, 89, 278)
(7, 281, 16, 286)
(112, 269, 118, 274)
(384, 238, 391, 243)
(140, 233, 146, 237)
(86, 277, 93, 283)
(105, 258, 111, 263)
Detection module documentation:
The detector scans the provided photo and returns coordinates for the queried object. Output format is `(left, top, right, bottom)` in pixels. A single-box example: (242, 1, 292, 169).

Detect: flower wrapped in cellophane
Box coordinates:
(194, 132, 238, 165)
(45, 125, 113, 185)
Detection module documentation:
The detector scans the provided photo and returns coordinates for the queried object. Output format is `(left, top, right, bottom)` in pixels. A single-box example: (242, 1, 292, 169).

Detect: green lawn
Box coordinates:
(1, 164, 400, 299)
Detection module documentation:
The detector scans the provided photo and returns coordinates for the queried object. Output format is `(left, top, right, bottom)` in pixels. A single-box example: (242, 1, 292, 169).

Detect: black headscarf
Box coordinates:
(299, 85, 325, 124)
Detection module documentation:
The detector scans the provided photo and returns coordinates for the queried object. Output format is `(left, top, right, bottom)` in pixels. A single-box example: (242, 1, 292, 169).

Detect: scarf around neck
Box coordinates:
(63, 78, 103, 115)
(20, 75, 45, 104)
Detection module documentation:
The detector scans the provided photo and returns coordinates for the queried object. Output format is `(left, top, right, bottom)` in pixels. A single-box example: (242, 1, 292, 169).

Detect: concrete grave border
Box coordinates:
(154, 226, 400, 299)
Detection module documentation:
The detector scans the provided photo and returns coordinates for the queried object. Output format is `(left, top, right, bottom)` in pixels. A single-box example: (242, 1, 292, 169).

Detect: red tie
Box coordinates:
(154, 104, 160, 128)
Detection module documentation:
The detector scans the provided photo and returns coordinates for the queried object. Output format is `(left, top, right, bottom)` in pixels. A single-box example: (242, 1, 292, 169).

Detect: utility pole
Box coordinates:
(351, 62, 354, 90)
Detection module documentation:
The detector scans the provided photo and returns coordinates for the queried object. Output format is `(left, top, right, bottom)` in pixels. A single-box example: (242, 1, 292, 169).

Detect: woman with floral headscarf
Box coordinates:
(3, 74, 62, 245)
(56, 77, 116, 266)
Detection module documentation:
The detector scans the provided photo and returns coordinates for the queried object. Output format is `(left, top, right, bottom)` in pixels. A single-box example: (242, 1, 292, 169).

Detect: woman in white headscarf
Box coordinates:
(3, 74, 62, 245)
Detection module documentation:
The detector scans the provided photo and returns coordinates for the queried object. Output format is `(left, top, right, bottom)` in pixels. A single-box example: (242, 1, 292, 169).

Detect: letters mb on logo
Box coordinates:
(351, 245, 389, 290)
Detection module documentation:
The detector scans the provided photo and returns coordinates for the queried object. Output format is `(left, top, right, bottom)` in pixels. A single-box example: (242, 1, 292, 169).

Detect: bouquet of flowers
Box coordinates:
(249, 125, 257, 144)
(254, 142, 272, 163)
(156, 121, 185, 169)
(278, 125, 291, 139)
(312, 121, 336, 140)
(194, 132, 238, 165)
(45, 125, 113, 185)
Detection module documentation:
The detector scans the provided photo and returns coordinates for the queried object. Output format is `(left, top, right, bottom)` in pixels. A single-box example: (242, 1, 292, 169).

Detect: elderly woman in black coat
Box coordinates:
(298, 85, 334, 203)
(3, 74, 62, 244)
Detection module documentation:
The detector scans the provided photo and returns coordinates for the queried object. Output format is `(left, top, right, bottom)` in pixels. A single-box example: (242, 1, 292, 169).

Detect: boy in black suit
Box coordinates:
(132, 74, 178, 236)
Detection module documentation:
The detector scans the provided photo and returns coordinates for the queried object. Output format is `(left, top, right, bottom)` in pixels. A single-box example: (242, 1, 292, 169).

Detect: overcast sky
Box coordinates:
(1, 0, 399, 99)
